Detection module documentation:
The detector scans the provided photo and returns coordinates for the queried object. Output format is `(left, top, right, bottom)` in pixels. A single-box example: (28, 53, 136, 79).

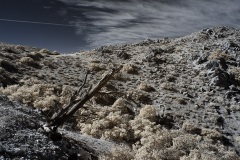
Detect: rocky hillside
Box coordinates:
(0, 26, 240, 159)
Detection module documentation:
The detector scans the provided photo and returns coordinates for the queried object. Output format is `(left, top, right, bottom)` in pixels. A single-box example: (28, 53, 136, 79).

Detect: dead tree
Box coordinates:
(47, 65, 123, 131)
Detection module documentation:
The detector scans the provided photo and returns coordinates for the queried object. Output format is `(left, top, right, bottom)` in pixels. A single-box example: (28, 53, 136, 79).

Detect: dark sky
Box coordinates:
(0, 0, 86, 53)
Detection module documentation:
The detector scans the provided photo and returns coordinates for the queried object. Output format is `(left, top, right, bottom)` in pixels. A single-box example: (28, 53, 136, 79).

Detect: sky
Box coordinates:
(0, 0, 240, 53)
(0, 0, 86, 53)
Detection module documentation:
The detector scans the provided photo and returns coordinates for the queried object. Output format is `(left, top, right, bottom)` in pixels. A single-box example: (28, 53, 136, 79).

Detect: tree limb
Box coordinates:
(48, 65, 123, 131)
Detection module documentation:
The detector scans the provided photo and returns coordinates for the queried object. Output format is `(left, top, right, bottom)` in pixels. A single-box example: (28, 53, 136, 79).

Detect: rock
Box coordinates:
(225, 41, 239, 48)
(208, 67, 238, 88)
(218, 58, 228, 70)
(206, 60, 220, 69)
(215, 116, 225, 128)
(197, 54, 208, 64)
(206, 28, 214, 35)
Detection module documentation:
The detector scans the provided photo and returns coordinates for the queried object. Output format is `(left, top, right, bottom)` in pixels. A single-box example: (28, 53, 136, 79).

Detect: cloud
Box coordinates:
(56, 0, 240, 48)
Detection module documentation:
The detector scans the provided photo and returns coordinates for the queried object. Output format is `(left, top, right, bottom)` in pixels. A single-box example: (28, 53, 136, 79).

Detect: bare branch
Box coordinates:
(48, 65, 123, 130)
(77, 70, 89, 94)
(50, 70, 89, 123)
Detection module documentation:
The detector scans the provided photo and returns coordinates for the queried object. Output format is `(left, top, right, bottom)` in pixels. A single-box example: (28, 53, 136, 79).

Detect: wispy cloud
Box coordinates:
(57, 0, 240, 48)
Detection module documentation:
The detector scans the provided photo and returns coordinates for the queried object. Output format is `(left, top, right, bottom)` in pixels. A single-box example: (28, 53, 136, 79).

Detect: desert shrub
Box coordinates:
(27, 52, 44, 61)
(161, 82, 178, 92)
(14, 45, 26, 52)
(78, 98, 133, 142)
(0, 79, 74, 111)
(1, 83, 58, 110)
(112, 98, 132, 114)
(130, 118, 159, 140)
(134, 147, 184, 160)
(182, 121, 202, 134)
(59, 85, 76, 105)
(180, 150, 217, 160)
(1, 44, 24, 54)
(42, 59, 57, 69)
(130, 107, 183, 159)
(19, 57, 40, 68)
(201, 128, 222, 139)
(228, 67, 240, 82)
(39, 49, 53, 55)
(130, 105, 160, 140)
(209, 50, 229, 60)
(138, 105, 157, 122)
(20, 57, 35, 64)
(123, 64, 138, 74)
(180, 150, 239, 160)
(79, 111, 131, 141)
(99, 147, 134, 160)
(137, 82, 155, 92)
(88, 63, 106, 72)
(230, 105, 240, 111)
(172, 134, 201, 150)
(220, 151, 240, 160)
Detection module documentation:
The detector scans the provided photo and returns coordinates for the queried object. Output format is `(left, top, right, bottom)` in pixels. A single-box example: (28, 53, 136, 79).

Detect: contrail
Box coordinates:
(0, 18, 74, 27)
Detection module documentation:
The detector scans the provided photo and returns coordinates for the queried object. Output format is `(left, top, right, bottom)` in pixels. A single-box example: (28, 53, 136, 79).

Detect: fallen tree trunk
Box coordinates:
(48, 65, 123, 131)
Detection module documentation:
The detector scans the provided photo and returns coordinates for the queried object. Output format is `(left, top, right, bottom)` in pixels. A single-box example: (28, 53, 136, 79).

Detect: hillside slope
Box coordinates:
(0, 26, 240, 159)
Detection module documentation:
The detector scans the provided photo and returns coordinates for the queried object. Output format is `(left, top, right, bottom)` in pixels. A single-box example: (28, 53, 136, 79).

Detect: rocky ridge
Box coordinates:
(0, 26, 240, 159)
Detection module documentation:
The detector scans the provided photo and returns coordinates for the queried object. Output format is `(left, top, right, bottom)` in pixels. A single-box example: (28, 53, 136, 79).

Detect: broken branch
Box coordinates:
(48, 65, 123, 130)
